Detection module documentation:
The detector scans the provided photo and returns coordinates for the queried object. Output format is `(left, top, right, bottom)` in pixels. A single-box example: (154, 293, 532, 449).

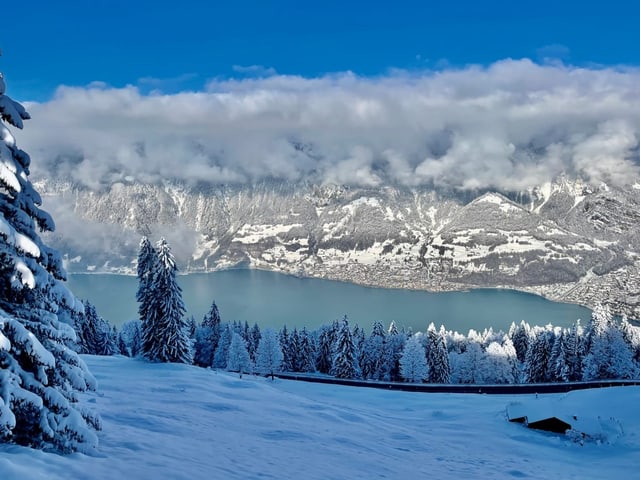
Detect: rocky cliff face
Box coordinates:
(37, 178, 640, 318)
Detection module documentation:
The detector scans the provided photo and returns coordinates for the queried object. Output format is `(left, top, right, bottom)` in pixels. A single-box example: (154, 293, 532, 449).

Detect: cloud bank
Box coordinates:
(19, 59, 640, 192)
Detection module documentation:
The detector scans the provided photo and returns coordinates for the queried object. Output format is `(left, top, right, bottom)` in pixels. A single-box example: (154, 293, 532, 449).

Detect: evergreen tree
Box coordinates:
(288, 328, 302, 371)
(279, 325, 293, 372)
(425, 323, 450, 383)
(450, 341, 485, 384)
(297, 327, 316, 373)
(193, 301, 222, 367)
(509, 320, 531, 364)
(620, 316, 640, 363)
(118, 320, 143, 357)
(362, 321, 386, 380)
(547, 328, 565, 382)
(76, 300, 115, 356)
(560, 320, 583, 382)
(255, 328, 284, 380)
(213, 323, 232, 369)
(380, 323, 405, 381)
(583, 306, 636, 380)
(227, 332, 252, 378)
(0, 64, 100, 452)
(522, 326, 553, 383)
(141, 239, 192, 364)
(249, 323, 261, 363)
(482, 342, 517, 384)
(136, 236, 156, 325)
(400, 336, 428, 382)
(315, 324, 334, 374)
(331, 316, 361, 379)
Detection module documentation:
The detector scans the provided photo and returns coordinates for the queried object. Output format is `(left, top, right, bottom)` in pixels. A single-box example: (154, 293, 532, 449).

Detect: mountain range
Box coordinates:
(36, 177, 640, 319)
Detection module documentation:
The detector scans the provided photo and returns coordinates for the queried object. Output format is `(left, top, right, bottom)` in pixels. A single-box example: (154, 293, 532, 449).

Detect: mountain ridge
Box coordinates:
(36, 177, 640, 319)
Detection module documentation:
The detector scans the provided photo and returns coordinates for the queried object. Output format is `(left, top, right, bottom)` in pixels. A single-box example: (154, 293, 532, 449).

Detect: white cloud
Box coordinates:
(231, 64, 277, 77)
(18, 59, 640, 192)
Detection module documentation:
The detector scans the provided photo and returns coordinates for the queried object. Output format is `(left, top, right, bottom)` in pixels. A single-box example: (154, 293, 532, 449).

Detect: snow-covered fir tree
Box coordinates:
(508, 320, 531, 364)
(380, 322, 405, 381)
(248, 323, 261, 363)
(425, 323, 450, 384)
(227, 332, 252, 378)
(331, 316, 361, 379)
(136, 236, 156, 326)
(522, 325, 553, 383)
(399, 335, 428, 383)
(193, 300, 222, 367)
(255, 328, 284, 380)
(213, 323, 232, 369)
(297, 327, 316, 373)
(141, 239, 192, 364)
(76, 300, 116, 356)
(279, 325, 293, 372)
(118, 320, 142, 357)
(361, 321, 386, 380)
(450, 341, 485, 384)
(482, 341, 517, 384)
(560, 320, 584, 382)
(0, 63, 100, 452)
(582, 305, 636, 381)
(315, 324, 335, 374)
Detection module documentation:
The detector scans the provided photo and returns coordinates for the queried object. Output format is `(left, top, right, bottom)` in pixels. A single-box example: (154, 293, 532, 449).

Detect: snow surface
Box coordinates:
(1, 356, 639, 480)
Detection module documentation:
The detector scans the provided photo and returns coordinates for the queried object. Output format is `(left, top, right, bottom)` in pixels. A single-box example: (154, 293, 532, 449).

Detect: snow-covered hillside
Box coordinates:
(1, 356, 639, 480)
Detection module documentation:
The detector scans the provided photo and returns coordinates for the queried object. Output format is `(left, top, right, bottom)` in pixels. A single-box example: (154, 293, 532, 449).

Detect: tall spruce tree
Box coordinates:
(425, 323, 450, 384)
(400, 335, 428, 383)
(0, 61, 100, 452)
(136, 236, 156, 325)
(315, 324, 334, 374)
(193, 300, 222, 367)
(331, 316, 361, 379)
(255, 328, 283, 380)
(141, 239, 192, 363)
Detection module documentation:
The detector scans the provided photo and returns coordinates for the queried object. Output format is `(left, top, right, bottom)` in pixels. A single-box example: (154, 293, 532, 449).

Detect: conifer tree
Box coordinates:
(315, 324, 334, 374)
(298, 327, 316, 373)
(141, 239, 192, 363)
(509, 320, 531, 364)
(279, 325, 293, 372)
(136, 236, 156, 325)
(227, 332, 252, 378)
(522, 326, 553, 383)
(331, 316, 361, 379)
(425, 323, 450, 383)
(400, 335, 428, 382)
(255, 328, 284, 380)
(362, 321, 386, 380)
(213, 323, 232, 369)
(560, 320, 583, 381)
(583, 305, 636, 380)
(0, 61, 99, 452)
(380, 322, 405, 381)
(118, 320, 143, 357)
(193, 300, 222, 367)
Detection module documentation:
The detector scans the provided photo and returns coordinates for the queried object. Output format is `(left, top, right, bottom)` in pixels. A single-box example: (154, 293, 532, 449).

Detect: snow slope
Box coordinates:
(1, 356, 639, 479)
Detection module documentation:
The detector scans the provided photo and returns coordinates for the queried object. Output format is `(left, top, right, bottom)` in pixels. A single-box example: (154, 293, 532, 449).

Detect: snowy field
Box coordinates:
(1, 356, 639, 480)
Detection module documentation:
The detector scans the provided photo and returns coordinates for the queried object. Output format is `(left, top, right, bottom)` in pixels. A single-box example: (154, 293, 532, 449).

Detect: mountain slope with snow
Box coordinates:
(1, 356, 639, 480)
(38, 179, 640, 318)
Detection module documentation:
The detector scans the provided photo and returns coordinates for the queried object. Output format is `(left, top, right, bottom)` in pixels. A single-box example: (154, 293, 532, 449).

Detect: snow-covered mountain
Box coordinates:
(37, 178, 640, 318)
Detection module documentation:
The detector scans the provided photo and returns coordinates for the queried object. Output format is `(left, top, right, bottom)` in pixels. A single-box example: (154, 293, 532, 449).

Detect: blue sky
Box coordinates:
(3, 0, 640, 101)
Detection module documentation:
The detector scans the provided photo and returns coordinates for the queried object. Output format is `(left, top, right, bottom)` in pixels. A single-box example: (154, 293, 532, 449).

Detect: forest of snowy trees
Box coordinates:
(86, 241, 640, 386)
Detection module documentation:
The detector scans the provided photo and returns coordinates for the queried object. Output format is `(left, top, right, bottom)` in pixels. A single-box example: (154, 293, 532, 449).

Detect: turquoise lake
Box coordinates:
(66, 269, 592, 333)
